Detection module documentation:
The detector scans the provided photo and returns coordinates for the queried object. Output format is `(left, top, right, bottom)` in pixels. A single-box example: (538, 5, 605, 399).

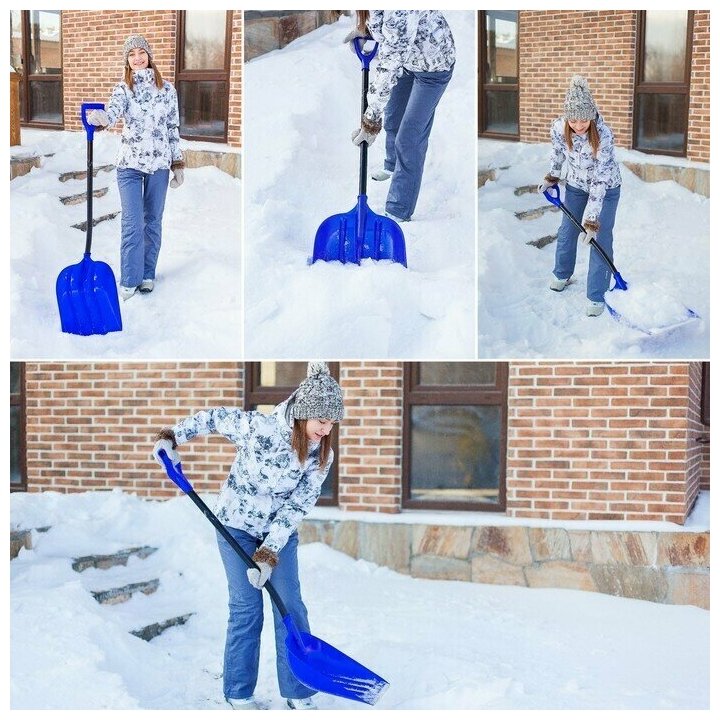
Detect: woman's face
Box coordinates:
(568, 119, 591, 135)
(305, 418, 335, 443)
(127, 47, 149, 71)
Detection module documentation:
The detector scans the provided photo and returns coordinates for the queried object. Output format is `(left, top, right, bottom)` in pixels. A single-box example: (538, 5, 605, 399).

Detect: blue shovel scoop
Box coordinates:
(56, 103, 122, 335)
(312, 37, 407, 266)
(543, 184, 628, 290)
(158, 450, 389, 705)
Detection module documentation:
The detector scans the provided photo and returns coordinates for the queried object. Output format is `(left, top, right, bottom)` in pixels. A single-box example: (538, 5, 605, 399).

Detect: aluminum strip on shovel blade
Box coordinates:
(286, 631, 388, 706)
(604, 283, 700, 336)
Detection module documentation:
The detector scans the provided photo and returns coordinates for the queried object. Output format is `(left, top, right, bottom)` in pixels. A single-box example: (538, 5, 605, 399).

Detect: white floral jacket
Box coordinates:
(105, 68, 183, 174)
(364, 10, 455, 124)
(548, 114, 622, 226)
(171, 400, 332, 554)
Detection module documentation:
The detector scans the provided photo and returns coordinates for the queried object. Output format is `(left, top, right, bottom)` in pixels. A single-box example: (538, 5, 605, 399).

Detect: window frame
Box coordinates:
(12, 9, 64, 129)
(478, 10, 520, 141)
(633, 10, 694, 157)
(244, 363, 339, 507)
(175, 9, 232, 143)
(700, 362, 710, 427)
(10, 362, 27, 492)
(401, 362, 508, 512)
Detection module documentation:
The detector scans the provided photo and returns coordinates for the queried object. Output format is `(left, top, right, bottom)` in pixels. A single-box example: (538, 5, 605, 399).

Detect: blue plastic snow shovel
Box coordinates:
(312, 37, 407, 266)
(56, 102, 122, 336)
(158, 450, 389, 706)
(543, 184, 628, 290)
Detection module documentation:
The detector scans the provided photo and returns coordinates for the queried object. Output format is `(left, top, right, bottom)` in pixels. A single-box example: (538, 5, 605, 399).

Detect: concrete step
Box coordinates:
(59, 164, 115, 182)
(515, 205, 559, 221)
(527, 233, 557, 249)
(130, 613, 195, 642)
(71, 211, 120, 232)
(60, 187, 109, 206)
(91, 578, 160, 605)
(72, 545, 158, 572)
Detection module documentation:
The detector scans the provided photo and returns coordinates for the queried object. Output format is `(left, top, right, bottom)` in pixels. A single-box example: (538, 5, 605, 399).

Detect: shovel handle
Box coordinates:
(81, 102, 105, 141)
(353, 36, 378, 68)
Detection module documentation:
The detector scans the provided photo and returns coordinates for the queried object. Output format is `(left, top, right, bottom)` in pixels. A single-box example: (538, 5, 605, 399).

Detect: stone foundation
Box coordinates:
(183, 149, 241, 179)
(299, 519, 709, 609)
(621, 161, 709, 197)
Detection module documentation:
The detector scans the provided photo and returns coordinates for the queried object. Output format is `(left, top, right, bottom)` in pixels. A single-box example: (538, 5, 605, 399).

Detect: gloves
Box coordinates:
(343, 28, 365, 50)
(351, 117, 382, 147)
(538, 175, 560, 194)
(152, 435, 180, 469)
(246, 546, 279, 589)
(579, 221, 599, 245)
(169, 168, 184, 189)
(86, 109, 109, 127)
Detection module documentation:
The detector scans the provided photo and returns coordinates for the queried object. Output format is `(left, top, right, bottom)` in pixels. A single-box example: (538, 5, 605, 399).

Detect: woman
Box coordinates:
(87, 34, 184, 300)
(152, 362, 344, 710)
(538, 75, 622, 317)
(346, 10, 455, 222)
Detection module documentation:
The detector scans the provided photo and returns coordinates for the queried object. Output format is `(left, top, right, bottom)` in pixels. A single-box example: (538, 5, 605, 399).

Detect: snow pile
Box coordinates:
(477, 139, 709, 358)
(11, 129, 242, 358)
(244, 13, 477, 358)
(10, 489, 709, 710)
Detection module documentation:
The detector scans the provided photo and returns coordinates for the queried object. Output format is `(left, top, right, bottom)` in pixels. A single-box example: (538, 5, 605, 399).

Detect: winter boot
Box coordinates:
(119, 285, 137, 301)
(586, 300, 605, 317)
(372, 168, 392, 181)
(549, 275, 570, 292)
(139, 279, 154, 294)
(385, 210, 409, 223)
(226, 696, 261, 710)
(286, 697, 317, 710)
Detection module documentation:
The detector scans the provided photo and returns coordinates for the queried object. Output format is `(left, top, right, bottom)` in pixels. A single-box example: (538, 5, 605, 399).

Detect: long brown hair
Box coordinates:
(564, 119, 599, 157)
(355, 10, 370, 35)
(124, 58, 163, 92)
(291, 419, 333, 468)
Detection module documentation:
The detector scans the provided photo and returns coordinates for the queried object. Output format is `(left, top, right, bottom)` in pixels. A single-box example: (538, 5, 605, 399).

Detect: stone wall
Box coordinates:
(300, 519, 710, 609)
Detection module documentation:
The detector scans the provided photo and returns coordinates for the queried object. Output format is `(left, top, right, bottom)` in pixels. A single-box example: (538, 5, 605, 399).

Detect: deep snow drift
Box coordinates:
(10, 129, 242, 359)
(243, 13, 477, 358)
(10, 489, 709, 711)
(477, 139, 709, 359)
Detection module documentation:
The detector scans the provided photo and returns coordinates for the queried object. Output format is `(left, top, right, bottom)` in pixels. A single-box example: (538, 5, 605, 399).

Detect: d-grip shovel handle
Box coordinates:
(157, 449, 307, 649)
(353, 36, 378, 68)
(543, 184, 628, 291)
(81, 102, 105, 141)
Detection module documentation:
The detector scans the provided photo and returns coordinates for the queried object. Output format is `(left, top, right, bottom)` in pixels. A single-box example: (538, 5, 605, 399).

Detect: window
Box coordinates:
(701, 362, 709, 426)
(634, 11, 693, 156)
(402, 363, 508, 511)
(479, 10, 519, 138)
(11, 363, 27, 492)
(176, 10, 231, 141)
(10, 10, 63, 127)
(244, 363, 339, 505)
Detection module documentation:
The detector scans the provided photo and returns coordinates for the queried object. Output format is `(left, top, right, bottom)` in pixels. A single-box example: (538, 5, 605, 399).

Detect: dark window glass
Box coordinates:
(419, 362, 496, 386)
(701, 362, 709, 426)
(10, 406, 22, 487)
(29, 79, 62, 123)
(178, 80, 228, 139)
(635, 93, 688, 152)
(10, 362, 26, 491)
(484, 90, 519, 135)
(259, 362, 308, 388)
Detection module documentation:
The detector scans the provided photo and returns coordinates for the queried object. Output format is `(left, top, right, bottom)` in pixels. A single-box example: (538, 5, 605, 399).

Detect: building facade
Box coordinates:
(479, 10, 710, 163)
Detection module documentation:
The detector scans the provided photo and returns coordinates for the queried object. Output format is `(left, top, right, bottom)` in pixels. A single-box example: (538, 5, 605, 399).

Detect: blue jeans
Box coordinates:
(553, 184, 621, 302)
(216, 527, 315, 701)
(383, 66, 453, 220)
(116, 167, 169, 288)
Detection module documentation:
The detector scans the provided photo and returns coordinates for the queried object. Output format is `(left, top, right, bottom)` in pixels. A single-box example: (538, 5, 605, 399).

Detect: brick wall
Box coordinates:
(518, 10, 710, 162)
(61, 10, 242, 147)
(24, 363, 243, 497)
(506, 363, 705, 523)
(519, 11, 636, 150)
(687, 10, 710, 163)
(22, 362, 706, 524)
(338, 362, 403, 513)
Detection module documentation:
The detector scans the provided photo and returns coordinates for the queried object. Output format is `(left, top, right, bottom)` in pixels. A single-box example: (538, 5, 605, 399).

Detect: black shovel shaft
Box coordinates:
(556, 197, 621, 277)
(358, 66, 369, 197)
(85, 138, 93, 255)
(184, 488, 289, 617)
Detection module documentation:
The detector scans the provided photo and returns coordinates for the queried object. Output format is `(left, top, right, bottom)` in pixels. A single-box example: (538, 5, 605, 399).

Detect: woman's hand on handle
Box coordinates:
(152, 438, 180, 468)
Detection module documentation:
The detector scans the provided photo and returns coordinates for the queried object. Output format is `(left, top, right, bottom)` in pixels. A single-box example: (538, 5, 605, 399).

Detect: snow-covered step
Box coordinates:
(515, 205, 558, 221)
(527, 233, 557, 249)
(130, 613, 195, 642)
(59, 187, 109, 206)
(91, 578, 160, 605)
(514, 184, 537, 196)
(58, 164, 115, 182)
(71, 210, 120, 232)
(72, 545, 157, 572)
(10, 530, 32, 560)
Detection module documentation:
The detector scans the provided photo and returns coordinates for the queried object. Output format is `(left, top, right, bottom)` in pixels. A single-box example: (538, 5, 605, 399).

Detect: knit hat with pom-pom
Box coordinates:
(564, 75, 597, 121)
(290, 362, 344, 421)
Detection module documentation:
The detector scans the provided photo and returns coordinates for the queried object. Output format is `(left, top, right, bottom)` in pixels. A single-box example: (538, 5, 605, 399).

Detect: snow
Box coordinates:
(10, 128, 242, 359)
(10, 489, 710, 711)
(477, 139, 709, 358)
(243, 13, 477, 358)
